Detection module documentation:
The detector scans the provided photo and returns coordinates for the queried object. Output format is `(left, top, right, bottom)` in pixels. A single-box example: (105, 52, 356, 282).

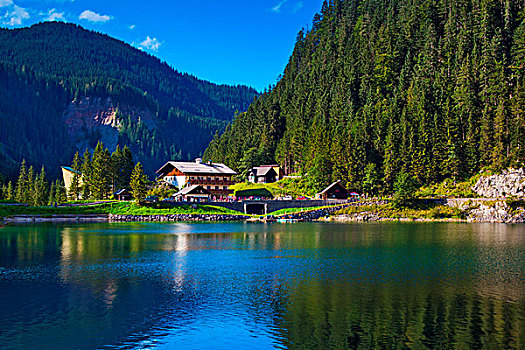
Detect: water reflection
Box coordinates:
(0, 222, 523, 349)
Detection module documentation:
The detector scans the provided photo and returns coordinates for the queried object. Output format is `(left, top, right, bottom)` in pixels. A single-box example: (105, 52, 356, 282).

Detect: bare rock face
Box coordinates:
(472, 168, 525, 198)
(63, 96, 156, 151)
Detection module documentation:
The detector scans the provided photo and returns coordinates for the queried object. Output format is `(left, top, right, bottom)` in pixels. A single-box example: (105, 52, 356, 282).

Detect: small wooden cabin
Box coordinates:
(114, 189, 132, 201)
(316, 181, 349, 200)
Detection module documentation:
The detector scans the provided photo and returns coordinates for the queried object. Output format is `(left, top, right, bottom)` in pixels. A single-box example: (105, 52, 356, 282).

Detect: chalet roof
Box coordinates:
(173, 185, 211, 197)
(61, 166, 81, 175)
(252, 166, 276, 177)
(317, 181, 348, 195)
(114, 189, 130, 195)
(156, 161, 236, 176)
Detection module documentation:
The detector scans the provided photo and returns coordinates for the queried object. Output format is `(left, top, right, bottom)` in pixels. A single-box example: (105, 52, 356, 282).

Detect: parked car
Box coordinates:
(296, 196, 310, 200)
(282, 195, 293, 200)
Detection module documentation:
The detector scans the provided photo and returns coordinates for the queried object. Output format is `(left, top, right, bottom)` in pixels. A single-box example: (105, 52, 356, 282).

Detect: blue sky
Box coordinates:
(0, 0, 324, 91)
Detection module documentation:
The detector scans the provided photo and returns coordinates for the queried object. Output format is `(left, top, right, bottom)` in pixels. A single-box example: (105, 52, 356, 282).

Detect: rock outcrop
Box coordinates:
(472, 169, 525, 198)
(63, 97, 156, 151)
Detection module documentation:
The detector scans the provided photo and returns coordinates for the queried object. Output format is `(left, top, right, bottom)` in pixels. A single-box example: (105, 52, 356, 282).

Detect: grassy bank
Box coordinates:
(230, 177, 316, 198)
(270, 203, 349, 216)
(337, 202, 466, 220)
(0, 202, 243, 218)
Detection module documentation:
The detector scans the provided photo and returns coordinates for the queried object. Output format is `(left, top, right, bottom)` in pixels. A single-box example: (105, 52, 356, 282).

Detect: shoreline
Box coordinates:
(2, 212, 522, 224)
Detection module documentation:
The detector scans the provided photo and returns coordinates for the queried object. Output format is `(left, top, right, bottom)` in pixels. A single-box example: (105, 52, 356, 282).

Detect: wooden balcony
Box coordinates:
(187, 179, 236, 186)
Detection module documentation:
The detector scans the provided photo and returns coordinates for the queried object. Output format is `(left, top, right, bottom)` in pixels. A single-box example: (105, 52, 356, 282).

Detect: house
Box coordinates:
(172, 185, 211, 202)
(156, 158, 236, 197)
(114, 189, 132, 201)
(61, 166, 84, 198)
(248, 164, 284, 183)
(315, 181, 349, 200)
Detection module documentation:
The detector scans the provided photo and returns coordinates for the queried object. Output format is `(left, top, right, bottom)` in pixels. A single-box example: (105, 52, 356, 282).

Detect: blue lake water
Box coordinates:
(0, 222, 523, 349)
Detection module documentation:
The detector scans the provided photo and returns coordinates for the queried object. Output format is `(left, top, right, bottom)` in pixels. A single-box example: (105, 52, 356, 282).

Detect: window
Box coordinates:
(223, 186, 228, 190)
(215, 186, 219, 190)
(207, 186, 211, 189)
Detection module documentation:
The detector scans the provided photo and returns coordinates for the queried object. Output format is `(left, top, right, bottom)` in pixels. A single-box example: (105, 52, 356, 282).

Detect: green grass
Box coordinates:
(0, 202, 244, 218)
(108, 202, 244, 216)
(270, 204, 348, 216)
(416, 171, 494, 199)
(231, 177, 316, 198)
(337, 202, 466, 220)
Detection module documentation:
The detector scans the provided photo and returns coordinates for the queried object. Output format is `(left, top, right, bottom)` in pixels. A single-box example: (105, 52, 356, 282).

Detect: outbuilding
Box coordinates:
(315, 181, 349, 200)
(114, 189, 132, 201)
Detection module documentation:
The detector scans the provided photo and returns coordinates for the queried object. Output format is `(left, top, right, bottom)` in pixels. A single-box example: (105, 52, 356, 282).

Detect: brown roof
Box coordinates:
(317, 181, 347, 195)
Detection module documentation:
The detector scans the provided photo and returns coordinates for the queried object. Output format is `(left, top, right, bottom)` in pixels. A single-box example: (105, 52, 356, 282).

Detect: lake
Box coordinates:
(0, 222, 523, 349)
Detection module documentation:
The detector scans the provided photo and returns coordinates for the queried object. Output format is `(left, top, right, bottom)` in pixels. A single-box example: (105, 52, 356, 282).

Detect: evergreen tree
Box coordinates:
(90, 142, 111, 199)
(54, 180, 67, 204)
(15, 159, 27, 203)
(130, 162, 149, 203)
(47, 181, 55, 206)
(81, 149, 92, 199)
(34, 166, 48, 206)
(6, 181, 13, 201)
(69, 151, 81, 201)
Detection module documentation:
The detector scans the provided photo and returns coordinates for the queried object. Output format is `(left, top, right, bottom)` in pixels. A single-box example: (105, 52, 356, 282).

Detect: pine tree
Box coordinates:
(69, 151, 81, 200)
(6, 181, 13, 201)
(121, 146, 134, 189)
(54, 180, 67, 204)
(90, 142, 111, 199)
(26, 166, 35, 205)
(130, 162, 149, 203)
(47, 181, 55, 206)
(34, 166, 48, 206)
(15, 159, 27, 203)
(81, 149, 92, 199)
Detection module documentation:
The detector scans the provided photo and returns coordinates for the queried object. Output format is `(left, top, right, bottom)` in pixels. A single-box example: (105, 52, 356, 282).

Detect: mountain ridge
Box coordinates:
(0, 21, 258, 180)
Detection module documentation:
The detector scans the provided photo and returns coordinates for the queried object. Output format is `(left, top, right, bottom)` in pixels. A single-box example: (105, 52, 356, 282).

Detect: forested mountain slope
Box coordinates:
(0, 22, 257, 180)
(204, 0, 525, 193)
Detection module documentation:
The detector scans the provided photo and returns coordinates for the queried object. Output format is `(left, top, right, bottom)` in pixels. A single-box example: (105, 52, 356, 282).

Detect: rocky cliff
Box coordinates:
(472, 169, 525, 198)
(63, 97, 156, 152)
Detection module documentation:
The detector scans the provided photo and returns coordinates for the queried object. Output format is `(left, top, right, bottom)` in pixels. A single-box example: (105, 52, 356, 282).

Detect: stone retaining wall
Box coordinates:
(109, 214, 248, 222)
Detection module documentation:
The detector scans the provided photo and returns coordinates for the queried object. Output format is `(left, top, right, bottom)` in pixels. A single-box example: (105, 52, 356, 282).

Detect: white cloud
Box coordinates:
(46, 8, 65, 21)
(79, 10, 111, 23)
(3, 4, 29, 26)
(293, 1, 303, 13)
(0, 0, 13, 7)
(272, 0, 287, 13)
(129, 24, 135, 30)
(140, 36, 161, 51)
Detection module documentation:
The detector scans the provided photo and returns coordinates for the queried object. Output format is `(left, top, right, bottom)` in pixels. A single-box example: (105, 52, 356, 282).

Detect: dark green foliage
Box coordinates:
(0, 22, 257, 180)
(69, 152, 81, 201)
(130, 162, 149, 202)
(204, 0, 525, 193)
(392, 172, 418, 208)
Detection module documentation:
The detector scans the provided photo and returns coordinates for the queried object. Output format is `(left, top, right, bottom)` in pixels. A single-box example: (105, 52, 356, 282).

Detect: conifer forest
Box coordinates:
(204, 0, 525, 193)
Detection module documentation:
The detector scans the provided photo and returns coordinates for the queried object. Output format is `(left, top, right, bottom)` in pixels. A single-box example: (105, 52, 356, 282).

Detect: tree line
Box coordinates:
(0, 142, 150, 204)
(204, 0, 525, 194)
(0, 160, 67, 206)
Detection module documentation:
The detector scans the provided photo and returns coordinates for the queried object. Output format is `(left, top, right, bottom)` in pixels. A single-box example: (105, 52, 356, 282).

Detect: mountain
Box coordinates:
(0, 21, 258, 181)
(204, 0, 525, 193)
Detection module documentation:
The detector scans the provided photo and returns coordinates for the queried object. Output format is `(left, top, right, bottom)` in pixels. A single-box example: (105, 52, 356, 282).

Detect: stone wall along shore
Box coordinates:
(109, 213, 249, 222)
